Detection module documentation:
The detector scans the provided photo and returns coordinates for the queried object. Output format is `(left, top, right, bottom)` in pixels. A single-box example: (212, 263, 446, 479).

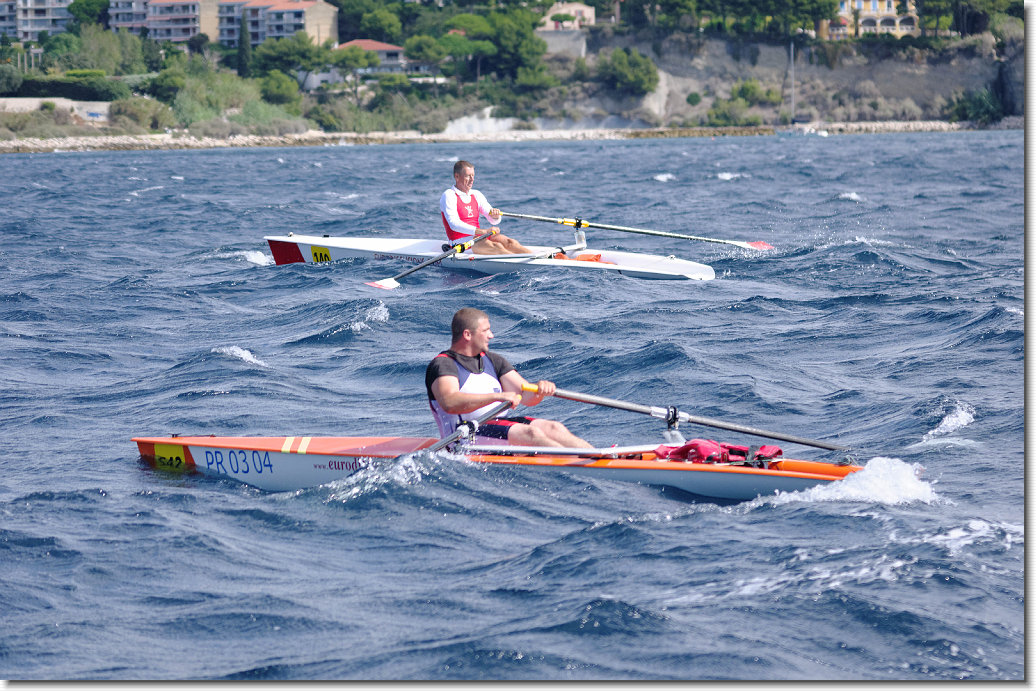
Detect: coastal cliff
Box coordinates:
(534, 31, 1024, 128)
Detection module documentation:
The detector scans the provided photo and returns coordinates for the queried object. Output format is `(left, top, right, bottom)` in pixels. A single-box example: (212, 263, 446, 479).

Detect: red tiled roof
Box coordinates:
(340, 38, 404, 52)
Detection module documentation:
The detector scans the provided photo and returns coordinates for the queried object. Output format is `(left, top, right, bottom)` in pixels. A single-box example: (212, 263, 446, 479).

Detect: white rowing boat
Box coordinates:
(265, 231, 715, 282)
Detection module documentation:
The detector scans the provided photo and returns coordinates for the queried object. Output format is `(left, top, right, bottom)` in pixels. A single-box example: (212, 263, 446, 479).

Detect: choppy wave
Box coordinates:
(0, 130, 1022, 681)
(211, 345, 268, 367)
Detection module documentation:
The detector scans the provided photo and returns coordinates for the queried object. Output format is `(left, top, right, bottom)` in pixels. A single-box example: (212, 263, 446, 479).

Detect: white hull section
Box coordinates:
(266, 234, 715, 281)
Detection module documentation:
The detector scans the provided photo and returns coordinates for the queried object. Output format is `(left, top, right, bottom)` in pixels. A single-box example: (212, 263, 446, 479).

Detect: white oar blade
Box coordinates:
(365, 278, 400, 290)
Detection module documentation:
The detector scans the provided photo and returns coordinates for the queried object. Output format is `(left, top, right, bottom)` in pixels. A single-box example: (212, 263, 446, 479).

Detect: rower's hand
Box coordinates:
(488, 208, 502, 223)
(500, 391, 522, 408)
(535, 380, 555, 397)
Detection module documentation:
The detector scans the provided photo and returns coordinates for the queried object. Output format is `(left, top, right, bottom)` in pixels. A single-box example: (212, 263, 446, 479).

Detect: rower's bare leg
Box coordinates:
(472, 234, 531, 255)
(508, 420, 592, 448)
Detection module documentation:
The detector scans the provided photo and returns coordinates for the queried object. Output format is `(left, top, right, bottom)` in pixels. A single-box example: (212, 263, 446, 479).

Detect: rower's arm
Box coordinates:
(501, 371, 549, 407)
(431, 376, 520, 414)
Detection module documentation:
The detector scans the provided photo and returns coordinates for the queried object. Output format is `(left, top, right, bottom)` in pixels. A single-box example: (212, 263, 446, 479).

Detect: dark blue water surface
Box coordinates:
(0, 130, 1023, 680)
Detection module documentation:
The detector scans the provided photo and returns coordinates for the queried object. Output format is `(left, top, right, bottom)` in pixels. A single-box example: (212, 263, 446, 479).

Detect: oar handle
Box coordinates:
(425, 399, 514, 453)
(524, 384, 848, 452)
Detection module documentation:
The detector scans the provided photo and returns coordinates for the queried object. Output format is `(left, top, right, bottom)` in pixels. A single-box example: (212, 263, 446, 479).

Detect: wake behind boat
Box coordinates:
(133, 434, 860, 501)
(265, 232, 716, 282)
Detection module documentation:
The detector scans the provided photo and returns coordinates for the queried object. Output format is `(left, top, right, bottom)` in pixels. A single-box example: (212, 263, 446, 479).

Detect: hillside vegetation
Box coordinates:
(0, 1, 1023, 139)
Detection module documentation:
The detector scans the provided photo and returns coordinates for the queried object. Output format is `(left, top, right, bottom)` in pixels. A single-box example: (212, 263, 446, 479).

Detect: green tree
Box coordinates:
(404, 34, 445, 95)
(900, 0, 953, 37)
(0, 63, 23, 94)
(43, 32, 83, 70)
(550, 12, 576, 26)
(115, 28, 146, 74)
(484, 9, 547, 81)
(253, 31, 329, 88)
(332, 43, 379, 102)
(446, 13, 492, 37)
(141, 36, 163, 72)
(260, 68, 301, 113)
(66, 0, 109, 31)
(77, 23, 121, 74)
(948, 87, 1002, 124)
(404, 34, 445, 72)
(236, 15, 253, 77)
(441, 14, 496, 83)
(597, 47, 658, 96)
(333, 0, 376, 41)
(149, 67, 187, 102)
(514, 64, 558, 91)
(359, 8, 402, 43)
(187, 32, 210, 54)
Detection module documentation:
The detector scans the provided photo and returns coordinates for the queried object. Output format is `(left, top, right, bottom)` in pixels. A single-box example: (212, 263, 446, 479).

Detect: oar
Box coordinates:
(424, 400, 515, 453)
(500, 211, 774, 251)
(522, 384, 848, 451)
(366, 229, 500, 289)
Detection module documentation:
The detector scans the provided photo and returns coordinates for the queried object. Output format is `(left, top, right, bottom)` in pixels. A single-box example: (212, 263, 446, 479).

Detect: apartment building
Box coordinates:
(108, 0, 148, 34)
(14, 0, 72, 41)
(0, 0, 17, 38)
(219, 0, 336, 48)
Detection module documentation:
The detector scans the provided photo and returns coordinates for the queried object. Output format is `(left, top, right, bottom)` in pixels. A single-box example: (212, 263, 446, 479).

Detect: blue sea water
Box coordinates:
(0, 130, 1024, 681)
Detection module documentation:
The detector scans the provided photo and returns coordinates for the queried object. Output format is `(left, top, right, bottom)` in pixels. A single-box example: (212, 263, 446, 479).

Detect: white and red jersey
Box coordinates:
(439, 186, 501, 241)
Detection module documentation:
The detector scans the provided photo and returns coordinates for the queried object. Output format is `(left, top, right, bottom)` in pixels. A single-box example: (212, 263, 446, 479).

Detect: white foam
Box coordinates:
(243, 250, 274, 266)
(653, 173, 676, 182)
(717, 172, 743, 181)
(922, 402, 975, 442)
(905, 519, 1023, 556)
(761, 457, 938, 506)
(325, 453, 428, 502)
(349, 303, 390, 333)
(129, 185, 164, 197)
(850, 236, 897, 247)
(839, 191, 863, 201)
(212, 346, 268, 367)
(215, 249, 274, 266)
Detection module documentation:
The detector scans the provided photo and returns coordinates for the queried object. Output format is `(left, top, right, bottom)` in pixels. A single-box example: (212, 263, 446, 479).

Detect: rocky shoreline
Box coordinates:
(0, 117, 1021, 154)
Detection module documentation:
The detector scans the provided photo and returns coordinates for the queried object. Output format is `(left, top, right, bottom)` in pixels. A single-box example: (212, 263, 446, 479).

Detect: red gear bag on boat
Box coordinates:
(654, 439, 783, 464)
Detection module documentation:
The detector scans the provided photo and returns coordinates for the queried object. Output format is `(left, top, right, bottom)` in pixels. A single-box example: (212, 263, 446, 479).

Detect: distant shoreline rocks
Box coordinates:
(0, 117, 1021, 154)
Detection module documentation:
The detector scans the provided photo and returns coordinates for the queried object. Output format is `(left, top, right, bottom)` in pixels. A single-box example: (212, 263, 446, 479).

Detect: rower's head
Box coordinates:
(452, 307, 492, 353)
(453, 160, 475, 194)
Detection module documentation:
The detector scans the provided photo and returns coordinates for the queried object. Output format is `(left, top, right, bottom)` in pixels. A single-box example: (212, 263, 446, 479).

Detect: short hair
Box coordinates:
(453, 160, 473, 177)
(452, 307, 487, 342)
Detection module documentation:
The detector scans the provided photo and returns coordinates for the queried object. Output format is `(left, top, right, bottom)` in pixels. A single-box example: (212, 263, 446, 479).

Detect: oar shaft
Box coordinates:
(674, 412, 848, 451)
(390, 228, 499, 282)
(524, 385, 848, 452)
(499, 211, 771, 251)
(425, 400, 514, 453)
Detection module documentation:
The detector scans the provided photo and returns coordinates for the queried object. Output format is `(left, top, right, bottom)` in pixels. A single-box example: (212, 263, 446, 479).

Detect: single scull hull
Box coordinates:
(265, 234, 715, 281)
(133, 435, 860, 501)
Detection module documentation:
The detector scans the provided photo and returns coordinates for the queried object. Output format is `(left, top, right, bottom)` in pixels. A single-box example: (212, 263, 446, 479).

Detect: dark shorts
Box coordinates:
(477, 416, 536, 440)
